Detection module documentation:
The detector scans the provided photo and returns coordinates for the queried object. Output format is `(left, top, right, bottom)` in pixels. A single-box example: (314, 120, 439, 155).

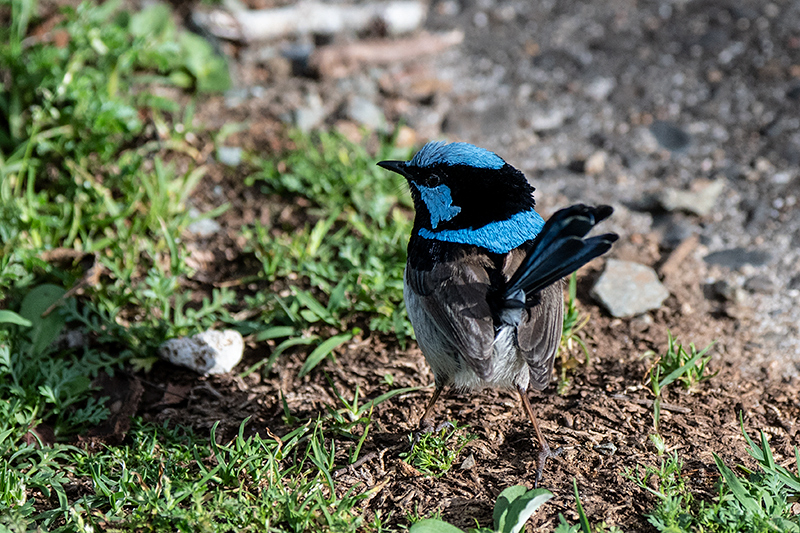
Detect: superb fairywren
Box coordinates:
(378, 141, 618, 485)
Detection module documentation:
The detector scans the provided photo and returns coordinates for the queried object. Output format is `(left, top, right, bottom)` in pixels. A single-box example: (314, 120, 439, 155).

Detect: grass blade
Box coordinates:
(657, 348, 704, 390)
(573, 479, 591, 533)
(713, 453, 762, 516)
(298, 333, 353, 377)
(355, 385, 422, 417)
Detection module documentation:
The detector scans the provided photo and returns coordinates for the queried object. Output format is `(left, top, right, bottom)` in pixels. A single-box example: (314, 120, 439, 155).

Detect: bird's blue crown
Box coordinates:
(409, 141, 506, 170)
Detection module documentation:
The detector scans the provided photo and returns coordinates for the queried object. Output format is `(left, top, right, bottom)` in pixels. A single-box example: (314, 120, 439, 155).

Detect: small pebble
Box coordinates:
(704, 248, 771, 269)
(650, 120, 691, 151)
(216, 146, 242, 167)
(460, 453, 476, 470)
(744, 275, 774, 294)
(658, 179, 725, 217)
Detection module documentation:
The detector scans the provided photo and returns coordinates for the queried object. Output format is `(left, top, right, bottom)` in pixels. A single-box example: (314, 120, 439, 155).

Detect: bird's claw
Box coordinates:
(534, 444, 563, 488)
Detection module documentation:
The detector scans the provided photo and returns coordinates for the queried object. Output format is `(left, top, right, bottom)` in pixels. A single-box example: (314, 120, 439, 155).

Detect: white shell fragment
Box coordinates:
(235, 1, 426, 41)
(159, 329, 244, 375)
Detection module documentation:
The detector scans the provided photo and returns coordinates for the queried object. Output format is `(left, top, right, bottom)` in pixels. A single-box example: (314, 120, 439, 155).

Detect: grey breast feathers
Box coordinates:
(405, 254, 497, 381)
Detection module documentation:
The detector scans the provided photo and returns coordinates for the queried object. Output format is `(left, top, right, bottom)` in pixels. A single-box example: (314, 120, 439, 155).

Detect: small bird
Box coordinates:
(378, 141, 618, 484)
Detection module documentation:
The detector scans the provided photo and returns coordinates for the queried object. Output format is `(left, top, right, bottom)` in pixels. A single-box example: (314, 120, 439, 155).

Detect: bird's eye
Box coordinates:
(428, 174, 441, 187)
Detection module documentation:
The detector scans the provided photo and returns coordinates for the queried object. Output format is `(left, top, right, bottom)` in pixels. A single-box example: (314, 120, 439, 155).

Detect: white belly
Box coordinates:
(404, 278, 532, 392)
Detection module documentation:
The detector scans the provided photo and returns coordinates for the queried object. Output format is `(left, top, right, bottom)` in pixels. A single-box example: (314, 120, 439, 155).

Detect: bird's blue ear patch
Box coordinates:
(415, 183, 461, 229)
(409, 141, 505, 169)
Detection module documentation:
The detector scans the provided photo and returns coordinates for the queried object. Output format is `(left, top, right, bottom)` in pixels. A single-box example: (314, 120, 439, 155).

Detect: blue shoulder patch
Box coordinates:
(418, 209, 545, 254)
(409, 141, 505, 170)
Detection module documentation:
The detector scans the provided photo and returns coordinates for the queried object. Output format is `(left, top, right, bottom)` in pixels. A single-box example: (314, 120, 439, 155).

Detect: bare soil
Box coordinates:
(128, 250, 799, 531)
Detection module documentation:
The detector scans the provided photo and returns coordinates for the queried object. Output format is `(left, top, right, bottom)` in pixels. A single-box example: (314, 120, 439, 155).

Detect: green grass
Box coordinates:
(558, 272, 591, 394)
(0, 1, 415, 527)
(643, 333, 716, 432)
(239, 130, 414, 365)
(0, 417, 395, 532)
(0, 0, 236, 449)
(624, 420, 800, 533)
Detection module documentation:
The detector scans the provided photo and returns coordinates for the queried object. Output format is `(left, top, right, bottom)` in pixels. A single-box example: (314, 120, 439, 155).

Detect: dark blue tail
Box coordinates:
(504, 205, 617, 300)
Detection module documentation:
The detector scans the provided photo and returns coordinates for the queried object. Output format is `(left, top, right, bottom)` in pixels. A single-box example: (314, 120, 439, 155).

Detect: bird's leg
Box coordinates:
(409, 384, 451, 452)
(518, 387, 562, 487)
(418, 383, 444, 431)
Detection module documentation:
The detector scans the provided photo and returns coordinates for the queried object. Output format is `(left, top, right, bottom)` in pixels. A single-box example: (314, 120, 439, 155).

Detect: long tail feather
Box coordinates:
(504, 205, 618, 299)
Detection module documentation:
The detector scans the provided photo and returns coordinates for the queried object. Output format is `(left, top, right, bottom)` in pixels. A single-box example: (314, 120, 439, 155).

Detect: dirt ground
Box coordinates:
(129, 260, 799, 531)
(91, 0, 800, 530)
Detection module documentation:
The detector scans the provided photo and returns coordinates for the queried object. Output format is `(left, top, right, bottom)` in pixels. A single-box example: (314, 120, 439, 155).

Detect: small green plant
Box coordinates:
(643, 333, 716, 432)
(401, 423, 477, 477)
(559, 272, 591, 394)
(0, 8, 241, 523)
(624, 418, 800, 533)
(623, 449, 685, 501)
(323, 377, 422, 466)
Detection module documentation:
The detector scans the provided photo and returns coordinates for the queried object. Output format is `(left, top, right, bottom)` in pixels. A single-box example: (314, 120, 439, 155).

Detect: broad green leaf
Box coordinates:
(294, 290, 334, 324)
(497, 486, 553, 533)
(255, 326, 297, 342)
(128, 3, 174, 38)
(494, 485, 528, 531)
(572, 479, 591, 533)
(179, 32, 231, 93)
(327, 278, 348, 312)
(19, 284, 67, 356)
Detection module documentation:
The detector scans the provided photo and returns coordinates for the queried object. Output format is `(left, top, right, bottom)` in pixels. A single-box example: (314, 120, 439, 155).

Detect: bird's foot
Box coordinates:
(409, 420, 454, 453)
(534, 442, 564, 488)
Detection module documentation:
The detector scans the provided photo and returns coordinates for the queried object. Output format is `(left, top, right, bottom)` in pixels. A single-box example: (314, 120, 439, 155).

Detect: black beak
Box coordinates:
(377, 160, 409, 178)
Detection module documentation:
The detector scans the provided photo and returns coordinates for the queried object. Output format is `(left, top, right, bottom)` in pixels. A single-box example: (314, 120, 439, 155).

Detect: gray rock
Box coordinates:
(187, 218, 222, 237)
(744, 275, 774, 294)
(346, 96, 387, 132)
(224, 87, 249, 109)
(187, 207, 222, 237)
(649, 120, 691, 152)
(654, 214, 700, 249)
(585, 76, 616, 101)
(591, 259, 670, 318)
(703, 247, 771, 269)
(658, 179, 725, 217)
